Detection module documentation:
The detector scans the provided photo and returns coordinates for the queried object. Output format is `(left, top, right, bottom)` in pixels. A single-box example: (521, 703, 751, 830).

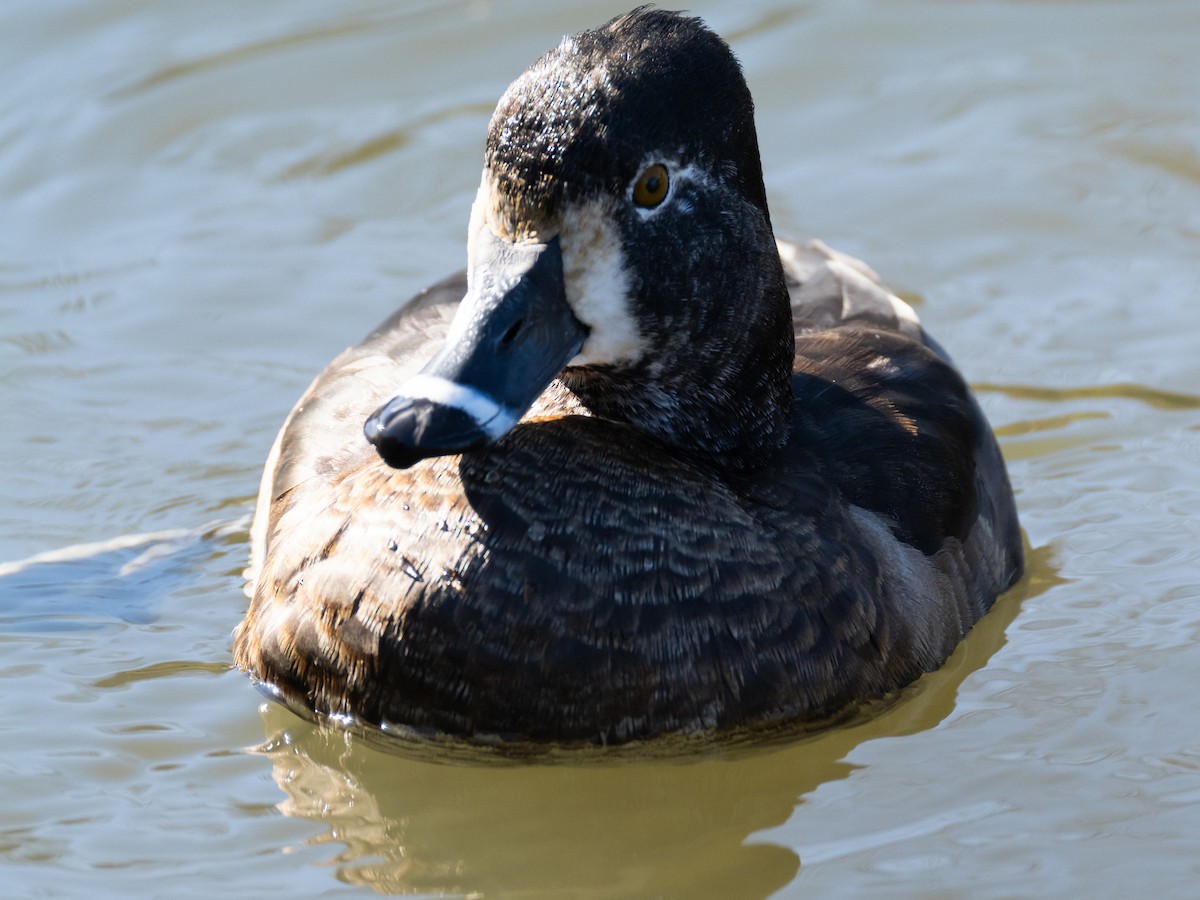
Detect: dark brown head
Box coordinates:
(366, 9, 793, 470)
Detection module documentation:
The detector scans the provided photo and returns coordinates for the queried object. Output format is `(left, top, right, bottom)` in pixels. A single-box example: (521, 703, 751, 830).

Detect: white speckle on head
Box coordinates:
(585, 62, 611, 91)
(560, 196, 647, 366)
(396, 373, 518, 440)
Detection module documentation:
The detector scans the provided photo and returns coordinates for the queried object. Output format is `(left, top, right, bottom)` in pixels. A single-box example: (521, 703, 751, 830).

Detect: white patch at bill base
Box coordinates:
(560, 196, 646, 366)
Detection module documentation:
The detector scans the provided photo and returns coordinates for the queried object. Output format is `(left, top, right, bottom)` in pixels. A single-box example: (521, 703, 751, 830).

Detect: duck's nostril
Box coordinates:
(498, 318, 525, 349)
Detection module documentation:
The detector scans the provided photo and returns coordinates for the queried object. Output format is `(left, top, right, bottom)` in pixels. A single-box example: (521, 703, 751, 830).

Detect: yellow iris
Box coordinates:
(632, 163, 670, 208)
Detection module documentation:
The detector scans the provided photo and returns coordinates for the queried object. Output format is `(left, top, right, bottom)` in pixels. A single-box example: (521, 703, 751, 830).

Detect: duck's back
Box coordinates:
(235, 240, 1022, 744)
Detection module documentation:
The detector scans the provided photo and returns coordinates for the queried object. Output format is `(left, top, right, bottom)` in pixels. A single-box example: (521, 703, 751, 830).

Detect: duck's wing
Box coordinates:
(782, 242, 1024, 632)
(778, 238, 930, 346)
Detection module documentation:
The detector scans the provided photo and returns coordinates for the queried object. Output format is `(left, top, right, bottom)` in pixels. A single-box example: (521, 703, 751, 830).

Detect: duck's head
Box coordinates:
(365, 8, 794, 470)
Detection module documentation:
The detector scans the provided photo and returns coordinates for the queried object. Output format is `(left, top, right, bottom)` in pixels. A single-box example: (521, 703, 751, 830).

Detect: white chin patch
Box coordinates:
(560, 197, 646, 367)
(396, 373, 517, 441)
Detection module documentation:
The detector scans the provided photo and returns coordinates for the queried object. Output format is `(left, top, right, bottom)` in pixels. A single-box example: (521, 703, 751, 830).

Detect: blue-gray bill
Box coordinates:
(364, 234, 588, 469)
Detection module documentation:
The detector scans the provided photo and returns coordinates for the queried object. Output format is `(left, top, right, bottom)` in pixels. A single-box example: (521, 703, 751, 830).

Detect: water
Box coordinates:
(3, 0, 1199, 896)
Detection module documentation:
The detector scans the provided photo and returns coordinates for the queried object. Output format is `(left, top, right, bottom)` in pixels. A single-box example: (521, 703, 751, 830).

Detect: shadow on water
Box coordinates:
(247, 537, 1060, 898)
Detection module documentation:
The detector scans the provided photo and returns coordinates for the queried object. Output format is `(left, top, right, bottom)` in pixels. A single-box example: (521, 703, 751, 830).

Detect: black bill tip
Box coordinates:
(364, 395, 490, 469)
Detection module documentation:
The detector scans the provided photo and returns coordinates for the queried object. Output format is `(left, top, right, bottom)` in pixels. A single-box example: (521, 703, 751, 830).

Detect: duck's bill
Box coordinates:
(364, 234, 588, 469)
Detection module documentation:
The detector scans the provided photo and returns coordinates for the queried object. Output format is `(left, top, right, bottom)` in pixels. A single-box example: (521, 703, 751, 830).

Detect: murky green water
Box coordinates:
(3, 0, 1199, 896)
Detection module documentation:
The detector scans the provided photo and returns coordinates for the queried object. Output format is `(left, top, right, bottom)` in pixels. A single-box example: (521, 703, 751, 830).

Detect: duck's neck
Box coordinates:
(561, 260, 795, 472)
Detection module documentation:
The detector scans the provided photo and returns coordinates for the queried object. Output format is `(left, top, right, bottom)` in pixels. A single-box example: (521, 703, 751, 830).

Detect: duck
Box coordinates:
(233, 8, 1023, 746)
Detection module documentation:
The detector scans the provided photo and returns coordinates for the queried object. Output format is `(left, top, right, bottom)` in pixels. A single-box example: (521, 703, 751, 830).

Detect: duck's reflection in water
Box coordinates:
(250, 542, 1049, 898)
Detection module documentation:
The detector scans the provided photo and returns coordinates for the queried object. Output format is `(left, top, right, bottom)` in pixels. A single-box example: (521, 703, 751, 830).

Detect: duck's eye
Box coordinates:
(631, 164, 670, 209)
